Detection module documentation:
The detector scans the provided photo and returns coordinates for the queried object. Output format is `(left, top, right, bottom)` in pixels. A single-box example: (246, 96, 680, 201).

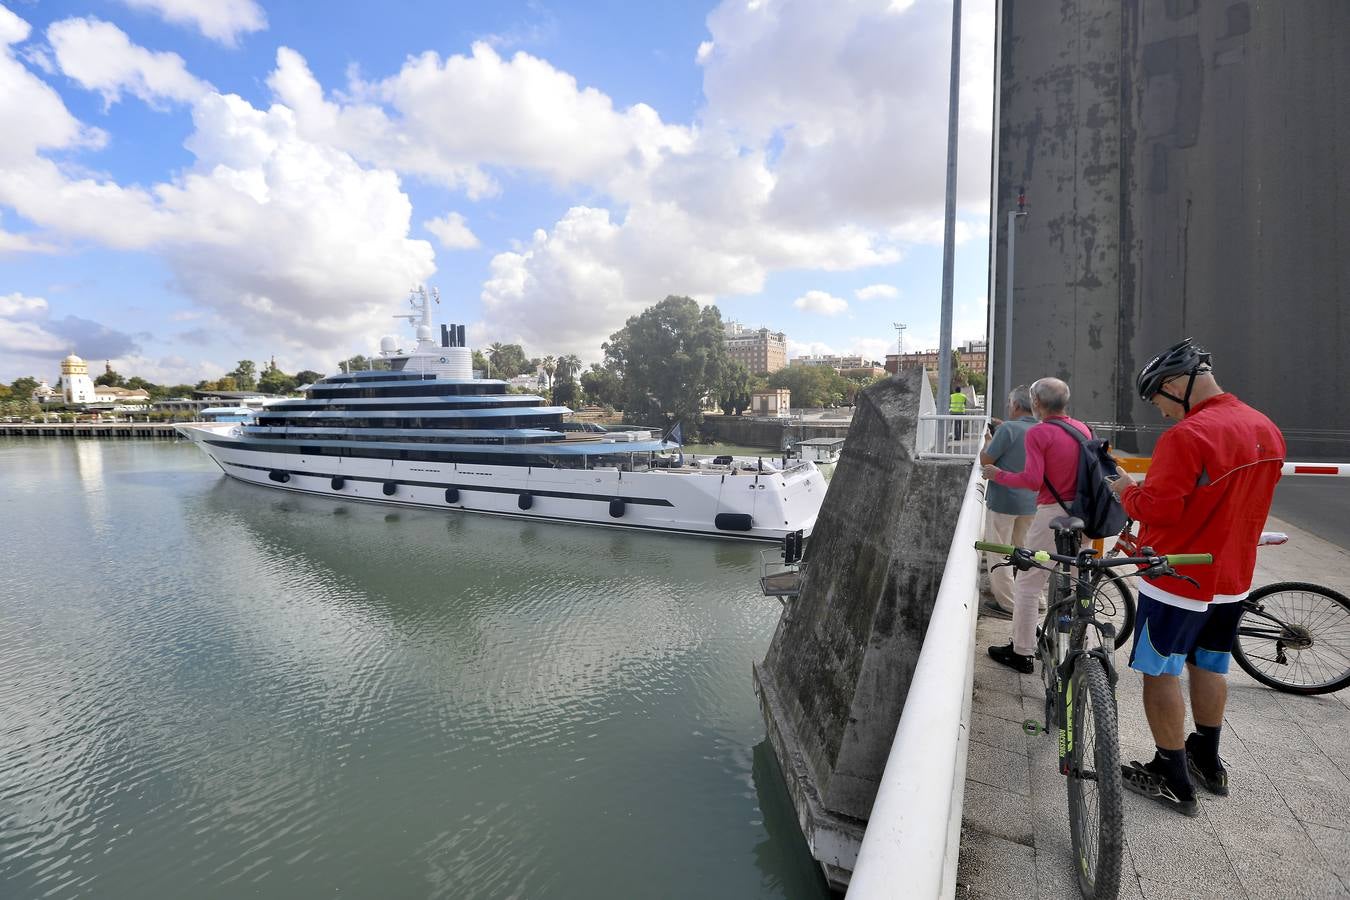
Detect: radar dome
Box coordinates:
(380, 335, 398, 353)
(416, 324, 433, 342)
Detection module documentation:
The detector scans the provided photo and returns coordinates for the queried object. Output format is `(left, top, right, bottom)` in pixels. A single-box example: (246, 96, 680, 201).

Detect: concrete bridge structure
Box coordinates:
(990, 0, 1349, 459)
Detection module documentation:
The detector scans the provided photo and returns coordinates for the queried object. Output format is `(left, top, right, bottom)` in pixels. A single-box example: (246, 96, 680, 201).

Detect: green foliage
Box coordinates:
(294, 370, 323, 386)
(9, 376, 38, 398)
(717, 363, 753, 415)
(94, 369, 124, 388)
(486, 343, 530, 377)
(602, 296, 727, 429)
(580, 363, 624, 409)
(552, 380, 580, 408)
(230, 360, 258, 391)
(765, 366, 853, 408)
(555, 354, 583, 383)
(338, 354, 390, 373)
(258, 369, 298, 395)
(471, 350, 489, 374)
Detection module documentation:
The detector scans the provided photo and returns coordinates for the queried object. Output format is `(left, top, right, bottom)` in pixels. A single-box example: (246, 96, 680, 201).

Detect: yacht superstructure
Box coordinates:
(177, 289, 826, 540)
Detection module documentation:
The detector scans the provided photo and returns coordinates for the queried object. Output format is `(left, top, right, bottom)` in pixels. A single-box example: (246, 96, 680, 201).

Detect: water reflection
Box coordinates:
(0, 440, 827, 899)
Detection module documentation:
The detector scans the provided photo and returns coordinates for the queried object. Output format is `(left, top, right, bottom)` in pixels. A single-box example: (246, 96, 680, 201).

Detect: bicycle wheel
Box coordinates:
(1232, 582, 1350, 695)
(1065, 653, 1124, 899)
(1091, 572, 1136, 652)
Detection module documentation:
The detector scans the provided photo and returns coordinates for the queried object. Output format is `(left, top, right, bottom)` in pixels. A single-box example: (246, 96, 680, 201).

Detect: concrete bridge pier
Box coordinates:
(754, 371, 971, 890)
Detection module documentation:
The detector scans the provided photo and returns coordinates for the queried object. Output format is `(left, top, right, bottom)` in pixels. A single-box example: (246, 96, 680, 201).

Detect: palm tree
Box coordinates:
(556, 354, 582, 384)
(541, 355, 557, 389)
(488, 342, 507, 375)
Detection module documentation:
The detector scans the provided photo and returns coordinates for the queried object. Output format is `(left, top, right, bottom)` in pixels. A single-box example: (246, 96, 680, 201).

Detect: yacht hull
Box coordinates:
(177, 424, 824, 541)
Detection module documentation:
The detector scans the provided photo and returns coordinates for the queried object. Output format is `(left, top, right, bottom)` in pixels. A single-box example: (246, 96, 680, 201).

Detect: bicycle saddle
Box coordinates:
(1050, 516, 1086, 533)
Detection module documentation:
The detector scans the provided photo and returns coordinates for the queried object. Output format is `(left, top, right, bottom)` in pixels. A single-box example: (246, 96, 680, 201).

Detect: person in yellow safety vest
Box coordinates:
(950, 385, 967, 440)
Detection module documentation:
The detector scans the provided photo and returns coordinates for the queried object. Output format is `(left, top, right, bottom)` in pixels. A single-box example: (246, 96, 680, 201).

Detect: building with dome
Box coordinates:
(56, 355, 149, 407)
(61, 354, 96, 404)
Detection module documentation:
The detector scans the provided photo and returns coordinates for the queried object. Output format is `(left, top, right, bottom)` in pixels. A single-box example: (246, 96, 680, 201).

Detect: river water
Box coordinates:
(0, 439, 830, 899)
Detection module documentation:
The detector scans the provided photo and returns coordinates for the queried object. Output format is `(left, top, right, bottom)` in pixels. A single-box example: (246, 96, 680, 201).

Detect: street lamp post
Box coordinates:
(1004, 188, 1028, 400)
(937, 0, 961, 413)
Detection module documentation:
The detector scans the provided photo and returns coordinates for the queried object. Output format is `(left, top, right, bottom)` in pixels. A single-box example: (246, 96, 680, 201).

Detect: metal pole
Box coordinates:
(1004, 210, 1015, 400)
(937, 0, 962, 413)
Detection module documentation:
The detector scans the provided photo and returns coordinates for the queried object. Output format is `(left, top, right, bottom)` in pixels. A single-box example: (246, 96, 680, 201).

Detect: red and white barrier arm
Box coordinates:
(1283, 462, 1350, 477)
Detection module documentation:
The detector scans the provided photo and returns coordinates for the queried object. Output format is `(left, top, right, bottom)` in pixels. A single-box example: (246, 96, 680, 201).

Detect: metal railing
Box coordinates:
(847, 462, 984, 898)
(916, 414, 989, 458)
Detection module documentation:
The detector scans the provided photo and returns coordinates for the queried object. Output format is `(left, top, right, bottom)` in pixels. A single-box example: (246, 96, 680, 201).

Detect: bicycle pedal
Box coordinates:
(1022, 718, 1046, 736)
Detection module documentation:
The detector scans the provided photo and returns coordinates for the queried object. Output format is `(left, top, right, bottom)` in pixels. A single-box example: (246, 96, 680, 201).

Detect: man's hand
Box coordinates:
(981, 464, 999, 481)
(1108, 464, 1135, 496)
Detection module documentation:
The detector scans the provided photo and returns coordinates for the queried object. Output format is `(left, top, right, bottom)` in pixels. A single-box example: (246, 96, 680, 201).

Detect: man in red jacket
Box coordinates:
(1109, 339, 1285, 815)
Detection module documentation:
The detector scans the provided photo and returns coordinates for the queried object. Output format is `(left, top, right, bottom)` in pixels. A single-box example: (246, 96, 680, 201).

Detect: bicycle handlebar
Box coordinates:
(1166, 553, 1213, 566)
(974, 542, 1213, 568)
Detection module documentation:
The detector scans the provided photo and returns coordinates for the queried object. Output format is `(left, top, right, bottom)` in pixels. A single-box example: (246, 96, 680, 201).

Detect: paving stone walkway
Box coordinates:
(957, 514, 1350, 899)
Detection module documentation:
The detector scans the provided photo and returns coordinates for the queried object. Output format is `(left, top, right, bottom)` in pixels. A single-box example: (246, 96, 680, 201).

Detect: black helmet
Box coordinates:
(1136, 338, 1212, 411)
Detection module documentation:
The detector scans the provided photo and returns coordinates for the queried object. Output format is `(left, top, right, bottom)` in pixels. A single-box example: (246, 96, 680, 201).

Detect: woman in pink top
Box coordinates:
(980, 377, 1092, 673)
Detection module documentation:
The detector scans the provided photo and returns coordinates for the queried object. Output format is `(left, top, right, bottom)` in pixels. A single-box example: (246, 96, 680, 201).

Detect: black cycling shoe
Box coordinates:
(1185, 735, 1230, 797)
(987, 642, 1034, 674)
(1121, 759, 1199, 817)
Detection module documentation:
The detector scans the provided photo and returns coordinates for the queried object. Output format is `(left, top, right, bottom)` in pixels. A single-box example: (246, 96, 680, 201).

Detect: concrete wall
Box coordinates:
(753, 371, 969, 888)
(700, 415, 851, 450)
(994, 0, 1349, 456)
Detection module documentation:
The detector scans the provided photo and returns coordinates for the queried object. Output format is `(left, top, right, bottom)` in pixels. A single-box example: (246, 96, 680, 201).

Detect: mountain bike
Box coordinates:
(1107, 524, 1350, 695)
(977, 517, 1212, 899)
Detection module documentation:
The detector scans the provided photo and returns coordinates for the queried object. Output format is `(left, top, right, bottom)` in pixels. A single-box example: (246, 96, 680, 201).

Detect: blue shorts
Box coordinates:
(1128, 595, 1246, 677)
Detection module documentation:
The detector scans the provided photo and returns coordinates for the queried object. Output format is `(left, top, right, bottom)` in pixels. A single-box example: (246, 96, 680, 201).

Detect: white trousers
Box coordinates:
(983, 509, 1034, 611)
(1011, 503, 1065, 655)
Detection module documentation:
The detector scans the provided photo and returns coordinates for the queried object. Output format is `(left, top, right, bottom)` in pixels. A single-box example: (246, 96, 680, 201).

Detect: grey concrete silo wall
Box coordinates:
(993, 0, 1349, 456)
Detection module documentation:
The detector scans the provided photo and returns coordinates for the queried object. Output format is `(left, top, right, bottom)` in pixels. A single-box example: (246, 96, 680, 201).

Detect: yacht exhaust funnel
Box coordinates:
(441, 324, 449, 348)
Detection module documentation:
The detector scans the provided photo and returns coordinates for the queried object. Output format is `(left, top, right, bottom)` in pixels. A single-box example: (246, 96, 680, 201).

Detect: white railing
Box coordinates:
(847, 462, 984, 899)
(916, 414, 989, 458)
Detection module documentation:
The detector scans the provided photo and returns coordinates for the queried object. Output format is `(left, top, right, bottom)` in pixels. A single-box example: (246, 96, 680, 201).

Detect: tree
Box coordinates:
(125, 376, 153, 391)
(555, 354, 583, 384)
(552, 380, 580, 408)
(94, 368, 124, 388)
(580, 363, 624, 409)
(717, 363, 753, 415)
(10, 376, 39, 399)
(540, 355, 557, 389)
(229, 360, 258, 391)
(602, 296, 727, 429)
(487, 343, 529, 377)
(471, 350, 489, 374)
(294, 370, 323, 386)
(765, 366, 851, 409)
(258, 369, 298, 395)
(338, 354, 389, 373)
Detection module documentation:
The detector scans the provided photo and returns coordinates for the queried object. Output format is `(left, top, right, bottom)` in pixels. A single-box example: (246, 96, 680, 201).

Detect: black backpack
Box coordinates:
(1042, 419, 1128, 539)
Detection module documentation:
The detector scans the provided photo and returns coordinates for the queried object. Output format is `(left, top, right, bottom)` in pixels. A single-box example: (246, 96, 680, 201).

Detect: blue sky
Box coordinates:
(0, 0, 995, 385)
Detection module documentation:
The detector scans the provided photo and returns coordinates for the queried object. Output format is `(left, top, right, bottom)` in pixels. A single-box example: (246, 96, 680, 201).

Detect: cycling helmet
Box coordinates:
(1136, 338, 1212, 412)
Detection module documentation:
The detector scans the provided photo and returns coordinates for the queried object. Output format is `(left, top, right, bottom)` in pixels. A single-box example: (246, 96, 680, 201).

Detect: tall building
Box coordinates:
(725, 321, 788, 374)
(60, 354, 96, 404)
(884, 340, 987, 377)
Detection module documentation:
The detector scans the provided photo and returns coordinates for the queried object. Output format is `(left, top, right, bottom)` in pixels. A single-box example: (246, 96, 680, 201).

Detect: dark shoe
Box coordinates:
(1121, 759, 1200, 817)
(987, 642, 1034, 674)
(982, 599, 1013, 619)
(1185, 735, 1230, 797)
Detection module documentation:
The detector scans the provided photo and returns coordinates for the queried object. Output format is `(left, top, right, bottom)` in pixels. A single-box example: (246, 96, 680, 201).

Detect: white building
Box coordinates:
(60, 354, 96, 404)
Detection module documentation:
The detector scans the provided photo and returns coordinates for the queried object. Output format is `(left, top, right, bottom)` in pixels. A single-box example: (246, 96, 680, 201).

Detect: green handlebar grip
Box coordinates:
(1166, 553, 1213, 566)
(974, 541, 1016, 555)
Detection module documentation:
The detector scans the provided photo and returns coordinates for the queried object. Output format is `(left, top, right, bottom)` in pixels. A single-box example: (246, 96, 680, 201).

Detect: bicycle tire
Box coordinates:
(1065, 653, 1124, 899)
(1232, 582, 1350, 695)
(1091, 572, 1136, 652)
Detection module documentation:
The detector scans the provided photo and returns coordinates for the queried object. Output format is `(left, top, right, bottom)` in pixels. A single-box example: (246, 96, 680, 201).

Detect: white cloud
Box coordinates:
(855, 283, 898, 301)
(792, 290, 848, 316)
(0, 292, 49, 318)
(268, 43, 694, 200)
(0, 11, 434, 361)
(49, 17, 213, 108)
(424, 212, 479, 250)
(118, 0, 266, 46)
